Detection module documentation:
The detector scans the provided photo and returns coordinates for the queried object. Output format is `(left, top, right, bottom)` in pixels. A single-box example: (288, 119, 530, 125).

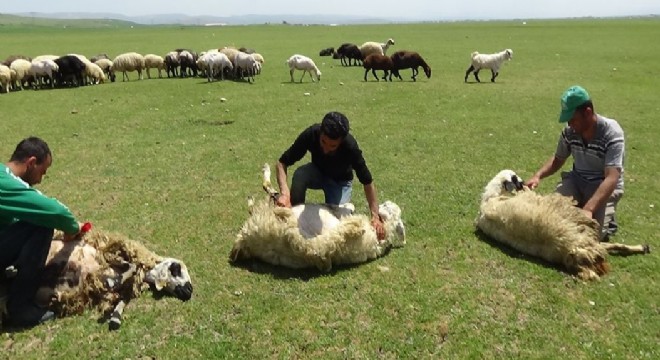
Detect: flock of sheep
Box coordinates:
(0, 38, 518, 93)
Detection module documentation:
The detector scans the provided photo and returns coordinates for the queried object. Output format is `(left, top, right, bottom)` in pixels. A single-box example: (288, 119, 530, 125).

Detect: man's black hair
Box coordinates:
(576, 100, 595, 114)
(320, 112, 350, 140)
(10, 136, 51, 164)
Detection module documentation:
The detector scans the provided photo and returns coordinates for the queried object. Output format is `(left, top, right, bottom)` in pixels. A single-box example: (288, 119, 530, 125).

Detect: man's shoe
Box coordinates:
(8, 304, 55, 327)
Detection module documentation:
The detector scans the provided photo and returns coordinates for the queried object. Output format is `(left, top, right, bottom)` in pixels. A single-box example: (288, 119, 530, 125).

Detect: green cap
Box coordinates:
(559, 85, 590, 123)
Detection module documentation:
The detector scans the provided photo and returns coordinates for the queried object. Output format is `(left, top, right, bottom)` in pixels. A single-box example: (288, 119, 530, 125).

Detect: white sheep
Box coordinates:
(359, 38, 395, 58)
(94, 58, 115, 82)
(198, 51, 233, 81)
(144, 54, 166, 79)
(29, 59, 59, 88)
(476, 169, 650, 281)
(286, 54, 321, 83)
(251, 53, 265, 74)
(85, 62, 106, 84)
(9, 59, 32, 90)
(1, 228, 193, 330)
(230, 164, 406, 271)
(0, 65, 12, 93)
(235, 52, 258, 83)
(32, 55, 59, 63)
(112, 52, 145, 81)
(464, 48, 512, 83)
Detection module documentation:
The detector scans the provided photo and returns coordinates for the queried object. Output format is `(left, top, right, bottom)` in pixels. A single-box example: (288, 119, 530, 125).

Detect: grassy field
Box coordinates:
(1, 18, 658, 359)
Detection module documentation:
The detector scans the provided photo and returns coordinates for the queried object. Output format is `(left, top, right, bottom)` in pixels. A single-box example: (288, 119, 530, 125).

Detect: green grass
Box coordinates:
(1, 19, 659, 359)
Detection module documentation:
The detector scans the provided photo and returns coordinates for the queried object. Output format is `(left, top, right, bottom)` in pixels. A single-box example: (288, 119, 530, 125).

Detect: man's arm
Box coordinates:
(275, 161, 291, 207)
(364, 182, 385, 240)
(525, 155, 567, 189)
(582, 166, 621, 217)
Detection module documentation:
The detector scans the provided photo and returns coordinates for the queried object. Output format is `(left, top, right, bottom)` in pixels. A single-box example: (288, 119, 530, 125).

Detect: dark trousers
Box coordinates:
(0, 221, 53, 313)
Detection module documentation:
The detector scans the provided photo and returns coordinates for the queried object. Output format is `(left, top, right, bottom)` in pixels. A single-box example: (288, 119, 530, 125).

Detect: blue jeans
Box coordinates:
(290, 163, 352, 205)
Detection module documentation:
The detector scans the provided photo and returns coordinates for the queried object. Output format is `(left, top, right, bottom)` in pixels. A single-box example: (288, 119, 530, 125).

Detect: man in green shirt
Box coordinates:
(1, 137, 83, 327)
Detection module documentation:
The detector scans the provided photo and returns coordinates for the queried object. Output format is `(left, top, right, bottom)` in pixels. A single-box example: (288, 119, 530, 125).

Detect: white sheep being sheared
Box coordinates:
(1, 228, 193, 330)
(286, 54, 321, 83)
(464, 48, 512, 83)
(230, 164, 406, 271)
(359, 38, 395, 59)
(475, 169, 650, 280)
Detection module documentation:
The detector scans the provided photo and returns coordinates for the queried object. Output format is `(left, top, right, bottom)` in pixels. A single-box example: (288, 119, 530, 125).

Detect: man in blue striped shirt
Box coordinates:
(525, 85, 624, 240)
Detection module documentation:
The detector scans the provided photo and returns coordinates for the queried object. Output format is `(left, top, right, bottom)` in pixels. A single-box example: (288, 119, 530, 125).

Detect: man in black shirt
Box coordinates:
(276, 111, 385, 239)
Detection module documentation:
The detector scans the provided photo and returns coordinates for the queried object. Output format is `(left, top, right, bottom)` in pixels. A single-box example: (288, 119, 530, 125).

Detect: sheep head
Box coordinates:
(379, 201, 406, 247)
(482, 169, 526, 203)
(145, 258, 193, 301)
(504, 49, 513, 60)
(564, 247, 610, 281)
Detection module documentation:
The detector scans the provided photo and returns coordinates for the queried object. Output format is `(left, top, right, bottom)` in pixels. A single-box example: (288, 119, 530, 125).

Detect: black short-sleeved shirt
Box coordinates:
(279, 124, 373, 185)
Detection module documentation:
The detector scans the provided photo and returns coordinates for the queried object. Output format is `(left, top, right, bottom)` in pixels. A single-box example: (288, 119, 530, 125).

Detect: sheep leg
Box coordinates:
(412, 68, 418, 82)
(363, 69, 369, 82)
(464, 65, 474, 82)
(147, 68, 151, 79)
(372, 69, 379, 81)
(108, 300, 126, 330)
(382, 70, 389, 81)
(491, 70, 498, 82)
(601, 243, 650, 256)
(300, 70, 307, 83)
(290, 69, 295, 82)
(473, 69, 481, 83)
(261, 163, 280, 201)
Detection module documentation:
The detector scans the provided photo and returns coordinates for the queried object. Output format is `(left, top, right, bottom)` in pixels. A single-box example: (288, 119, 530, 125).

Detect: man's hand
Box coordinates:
(276, 193, 292, 208)
(581, 208, 593, 219)
(371, 216, 385, 241)
(62, 222, 86, 242)
(525, 175, 541, 190)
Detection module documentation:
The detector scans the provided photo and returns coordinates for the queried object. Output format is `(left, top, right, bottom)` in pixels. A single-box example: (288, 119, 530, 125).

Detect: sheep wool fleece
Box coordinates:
(0, 164, 78, 233)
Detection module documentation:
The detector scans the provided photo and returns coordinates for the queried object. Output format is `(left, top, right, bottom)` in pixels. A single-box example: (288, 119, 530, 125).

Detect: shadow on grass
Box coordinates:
(473, 228, 571, 277)
(228, 249, 392, 281)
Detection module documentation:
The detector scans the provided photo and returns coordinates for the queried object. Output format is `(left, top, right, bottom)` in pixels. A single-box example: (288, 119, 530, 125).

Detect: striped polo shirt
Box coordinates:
(555, 114, 625, 190)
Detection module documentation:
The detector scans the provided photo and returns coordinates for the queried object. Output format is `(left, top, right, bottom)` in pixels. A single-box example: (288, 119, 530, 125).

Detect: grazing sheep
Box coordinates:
(0, 228, 193, 330)
(235, 52, 258, 83)
(2, 55, 31, 67)
(359, 38, 395, 59)
(0, 65, 11, 93)
(286, 54, 321, 83)
(29, 60, 59, 89)
(390, 50, 431, 81)
(334, 43, 363, 66)
(9, 59, 33, 90)
(465, 48, 512, 83)
(54, 55, 86, 87)
(229, 164, 406, 271)
(198, 51, 233, 81)
(112, 52, 145, 81)
(174, 49, 198, 77)
(85, 62, 106, 84)
(319, 47, 335, 56)
(90, 53, 109, 63)
(363, 54, 394, 82)
(476, 169, 650, 281)
(251, 53, 265, 74)
(144, 54, 166, 79)
(94, 58, 115, 82)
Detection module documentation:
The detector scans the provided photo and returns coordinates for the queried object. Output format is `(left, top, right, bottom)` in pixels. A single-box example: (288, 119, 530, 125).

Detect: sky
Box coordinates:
(1, 0, 658, 20)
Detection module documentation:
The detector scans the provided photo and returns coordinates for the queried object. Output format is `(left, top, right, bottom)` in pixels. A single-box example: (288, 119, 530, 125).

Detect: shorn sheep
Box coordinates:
(1, 227, 193, 330)
(465, 48, 512, 83)
(334, 43, 362, 66)
(475, 169, 650, 281)
(359, 38, 395, 59)
(144, 54, 166, 79)
(286, 54, 321, 83)
(229, 164, 406, 271)
(390, 50, 431, 82)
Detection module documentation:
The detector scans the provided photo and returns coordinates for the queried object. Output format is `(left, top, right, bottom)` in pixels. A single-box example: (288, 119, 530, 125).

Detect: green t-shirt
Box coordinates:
(0, 163, 79, 234)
